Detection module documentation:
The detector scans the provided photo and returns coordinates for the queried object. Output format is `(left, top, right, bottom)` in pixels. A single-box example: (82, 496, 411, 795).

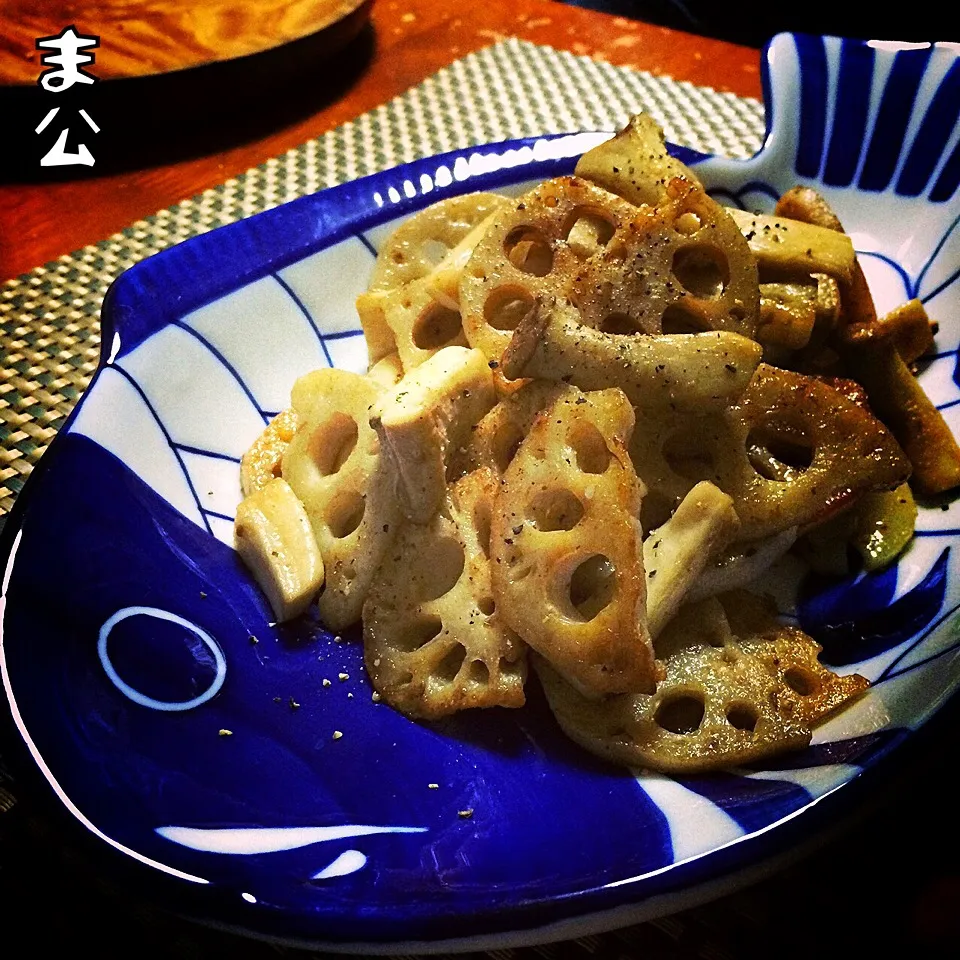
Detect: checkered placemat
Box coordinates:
(0, 38, 765, 521)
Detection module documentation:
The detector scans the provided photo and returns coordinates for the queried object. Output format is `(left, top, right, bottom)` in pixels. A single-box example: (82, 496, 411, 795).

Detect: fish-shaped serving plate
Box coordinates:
(1, 33, 958, 951)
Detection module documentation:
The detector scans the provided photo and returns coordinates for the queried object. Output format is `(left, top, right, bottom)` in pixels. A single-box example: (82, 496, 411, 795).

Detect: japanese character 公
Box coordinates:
(35, 107, 100, 167)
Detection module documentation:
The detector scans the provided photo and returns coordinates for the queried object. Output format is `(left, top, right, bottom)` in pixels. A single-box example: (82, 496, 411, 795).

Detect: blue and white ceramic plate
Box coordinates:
(2, 34, 959, 951)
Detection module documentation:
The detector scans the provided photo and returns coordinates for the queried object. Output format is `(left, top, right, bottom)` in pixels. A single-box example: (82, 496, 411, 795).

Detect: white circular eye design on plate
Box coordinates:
(98, 606, 226, 711)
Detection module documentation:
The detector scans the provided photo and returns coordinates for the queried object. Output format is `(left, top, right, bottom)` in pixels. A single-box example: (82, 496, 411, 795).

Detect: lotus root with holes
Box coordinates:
(368, 192, 509, 293)
(281, 368, 399, 630)
(537, 592, 867, 772)
(490, 386, 656, 696)
(356, 207, 507, 375)
(364, 468, 527, 718)
(452, 379, 571, 479)
(569, 177, 759, 338)
(458, 177, 640, 363)
(240, 408, 299, 497)
(356, 282, 470, 373)
(629, 363, 910, 539)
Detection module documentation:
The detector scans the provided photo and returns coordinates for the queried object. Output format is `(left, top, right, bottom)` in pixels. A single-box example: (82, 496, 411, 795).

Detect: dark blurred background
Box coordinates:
(556, 0, 957, 47)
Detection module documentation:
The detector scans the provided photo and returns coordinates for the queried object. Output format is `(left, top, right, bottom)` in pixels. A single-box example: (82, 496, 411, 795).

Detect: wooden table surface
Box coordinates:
(0, 0, 372, 85)
(0, 0, 761, 281)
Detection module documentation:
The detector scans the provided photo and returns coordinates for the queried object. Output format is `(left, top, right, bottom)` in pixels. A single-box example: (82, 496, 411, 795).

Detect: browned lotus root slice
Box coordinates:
(629, 363, 911, 541)
(501, 297, 761, 413)
(537, 593, 868, 773)
(368, 192, 509, 293)
(721, 591, 869, 727)
(363, 468, 527, 719)
(458, 177, 641, 362)
(281, 368, 399, 630)
(490, 386, 656, 696)
(240, 408, 299, 497)
(717, 364, 911, 539)
(570, 177, 759, 339)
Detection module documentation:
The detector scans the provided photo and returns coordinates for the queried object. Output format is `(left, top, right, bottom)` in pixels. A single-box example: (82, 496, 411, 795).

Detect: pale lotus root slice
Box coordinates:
(452, 378, 571, 479)
(368, 192, 509, 293)
(364, 468, 528, 719)
(537, 593, 868, 773)
(628, 364, 911, 540)
(357, 281, 471, 377)
(490, 386, 657, 697)
(501, 297, 761, 413)
(281, 368, 399, 631)
(357, 208, 506, 372)
(458, 176, 641, 363)
(240, 408, 299, 497)
(570, 177, 760, 340)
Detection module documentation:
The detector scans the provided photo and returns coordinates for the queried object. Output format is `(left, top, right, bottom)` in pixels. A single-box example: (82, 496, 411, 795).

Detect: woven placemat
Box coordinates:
(0, 38, 765, 521)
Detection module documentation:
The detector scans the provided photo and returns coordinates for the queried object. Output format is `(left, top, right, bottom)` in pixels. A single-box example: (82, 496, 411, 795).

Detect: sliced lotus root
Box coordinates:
(458, 176, 641, 363)
(628, 363, 911, 540)
(368, 192, 509, 293)
(628, 405, 742, 532)
(358, 206, 506, 371)
(452, 378, 571, 479)
(364, 468, 527, 719)
(574, 112, 702, 208)
(537, 593, 868, 773)
(490, 385, 657, 696)
(370, 346, 496, 524)
(501, 297, 761, 413)
(719, 591, 870, 727)
(570, 177, 759, 340)
(240, 408, 299, 497)
(281, 368, 399, 630)
(357, 280, 471, 373)
(716, 363, 911, 540)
